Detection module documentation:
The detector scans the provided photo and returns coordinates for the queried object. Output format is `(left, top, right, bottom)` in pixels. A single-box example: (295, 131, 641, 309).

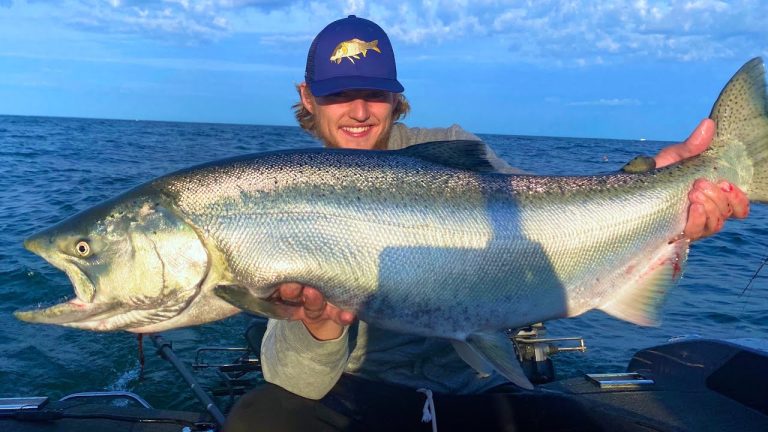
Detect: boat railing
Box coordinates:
(59, 391, 153, 408)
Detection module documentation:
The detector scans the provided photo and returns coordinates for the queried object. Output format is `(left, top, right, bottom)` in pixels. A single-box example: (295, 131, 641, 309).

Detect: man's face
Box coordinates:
(301, 84, 397, 150)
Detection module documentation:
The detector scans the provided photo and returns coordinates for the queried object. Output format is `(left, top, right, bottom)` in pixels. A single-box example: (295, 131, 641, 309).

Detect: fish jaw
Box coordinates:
(15, 298, 116, 326)
(14, 295, 198, 332)
(16, 187, 214, 332)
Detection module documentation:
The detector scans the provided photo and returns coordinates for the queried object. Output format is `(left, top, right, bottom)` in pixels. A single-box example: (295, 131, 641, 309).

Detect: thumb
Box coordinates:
(655, 119, 715, 168)
(683, 118, 715, 155)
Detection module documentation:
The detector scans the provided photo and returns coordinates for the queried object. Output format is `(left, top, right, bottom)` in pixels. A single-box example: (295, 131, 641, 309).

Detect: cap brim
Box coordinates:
(308, 76, 404, 97)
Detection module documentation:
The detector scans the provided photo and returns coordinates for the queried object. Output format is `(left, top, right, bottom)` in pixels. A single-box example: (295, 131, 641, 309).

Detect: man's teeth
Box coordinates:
(343, 126, 370, 133)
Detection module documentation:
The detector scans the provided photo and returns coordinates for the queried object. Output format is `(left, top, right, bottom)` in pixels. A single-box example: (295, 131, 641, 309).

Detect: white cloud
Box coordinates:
(343, 0, 365, 15)
(10, 0, 768, 63)
(683, 0, 729, 12)
(0, 50, 295, 73)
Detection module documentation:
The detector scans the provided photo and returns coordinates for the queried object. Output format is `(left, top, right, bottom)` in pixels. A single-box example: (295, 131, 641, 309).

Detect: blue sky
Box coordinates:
(0, 0, 766, 140)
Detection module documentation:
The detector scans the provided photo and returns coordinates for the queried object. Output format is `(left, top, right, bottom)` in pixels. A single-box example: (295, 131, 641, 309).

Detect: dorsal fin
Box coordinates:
(398, 140, 507, 173)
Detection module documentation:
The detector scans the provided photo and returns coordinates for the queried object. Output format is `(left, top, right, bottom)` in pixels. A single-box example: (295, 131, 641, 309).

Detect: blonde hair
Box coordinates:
(292, 84, 411, 136)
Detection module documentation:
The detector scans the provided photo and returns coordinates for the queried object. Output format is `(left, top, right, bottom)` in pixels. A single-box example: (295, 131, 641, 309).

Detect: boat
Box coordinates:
(2, 320, 767, 431)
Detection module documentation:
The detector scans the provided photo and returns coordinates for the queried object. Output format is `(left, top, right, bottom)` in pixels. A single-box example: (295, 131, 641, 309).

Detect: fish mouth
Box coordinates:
(23, 233, 97, 304)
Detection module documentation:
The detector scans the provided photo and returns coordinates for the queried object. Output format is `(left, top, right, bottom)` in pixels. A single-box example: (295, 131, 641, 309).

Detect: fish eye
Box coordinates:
(75, 240, 91, 257)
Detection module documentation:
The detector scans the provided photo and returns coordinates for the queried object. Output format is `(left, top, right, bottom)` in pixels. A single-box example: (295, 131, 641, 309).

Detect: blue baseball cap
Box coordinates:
(305, 15, 404, 97)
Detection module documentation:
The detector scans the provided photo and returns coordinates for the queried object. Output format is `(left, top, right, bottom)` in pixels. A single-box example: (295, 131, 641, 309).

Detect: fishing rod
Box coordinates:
(150, 334, 227, 427)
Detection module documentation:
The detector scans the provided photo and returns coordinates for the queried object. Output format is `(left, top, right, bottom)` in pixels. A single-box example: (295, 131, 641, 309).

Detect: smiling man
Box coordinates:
(299, 88, 399, 149)
(223, 15, 749, 432)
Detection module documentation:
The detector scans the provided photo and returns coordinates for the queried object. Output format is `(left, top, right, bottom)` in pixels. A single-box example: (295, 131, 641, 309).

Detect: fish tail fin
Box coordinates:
(710, 57, 768, 203)
(370, 40, 381, 53)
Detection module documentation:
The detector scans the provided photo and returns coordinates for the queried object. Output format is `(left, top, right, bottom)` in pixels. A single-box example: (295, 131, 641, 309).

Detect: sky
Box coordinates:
(0, 0, 766, 140)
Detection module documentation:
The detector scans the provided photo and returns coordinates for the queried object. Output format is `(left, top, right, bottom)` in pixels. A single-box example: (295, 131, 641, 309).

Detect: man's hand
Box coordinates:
(654, 119, 749, 241)
(272, 282, 356, 341)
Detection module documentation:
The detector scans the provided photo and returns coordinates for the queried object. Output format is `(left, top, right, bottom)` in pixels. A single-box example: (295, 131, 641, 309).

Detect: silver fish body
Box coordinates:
(169, 145, 691, 334)
(16, 58, 768, 388)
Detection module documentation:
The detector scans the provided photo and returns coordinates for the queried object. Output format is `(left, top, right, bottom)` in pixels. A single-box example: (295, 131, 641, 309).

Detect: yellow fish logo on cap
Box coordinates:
(330, 38, 381, 64)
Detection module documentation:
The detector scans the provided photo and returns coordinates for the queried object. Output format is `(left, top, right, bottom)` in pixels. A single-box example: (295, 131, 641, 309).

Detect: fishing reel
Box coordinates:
(509, 323, 587, 384)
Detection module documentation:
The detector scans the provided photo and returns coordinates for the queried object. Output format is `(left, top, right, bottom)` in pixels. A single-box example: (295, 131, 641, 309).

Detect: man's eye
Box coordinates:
(319, 93, 352, 104)
(365, 92, 389, 101)
(319, 91, 390, 103)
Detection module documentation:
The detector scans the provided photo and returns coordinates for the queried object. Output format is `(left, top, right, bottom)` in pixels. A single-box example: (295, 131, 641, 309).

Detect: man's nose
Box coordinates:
(347, 98, 370, 121)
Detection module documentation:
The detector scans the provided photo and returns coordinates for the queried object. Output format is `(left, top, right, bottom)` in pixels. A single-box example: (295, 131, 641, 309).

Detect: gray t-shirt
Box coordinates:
(261, 123, 513, 400)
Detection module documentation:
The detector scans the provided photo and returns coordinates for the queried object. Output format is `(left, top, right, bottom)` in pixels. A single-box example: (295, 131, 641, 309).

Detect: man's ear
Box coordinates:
(299, 83, 314, 114)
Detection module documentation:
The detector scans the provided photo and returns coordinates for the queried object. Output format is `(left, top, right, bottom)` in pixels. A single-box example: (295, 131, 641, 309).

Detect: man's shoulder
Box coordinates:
(386, 123, 481, 150)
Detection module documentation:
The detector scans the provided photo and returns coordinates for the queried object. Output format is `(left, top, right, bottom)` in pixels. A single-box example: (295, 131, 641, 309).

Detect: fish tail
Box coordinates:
(709, 57, 768, 203)
(369, 40, 381, 53)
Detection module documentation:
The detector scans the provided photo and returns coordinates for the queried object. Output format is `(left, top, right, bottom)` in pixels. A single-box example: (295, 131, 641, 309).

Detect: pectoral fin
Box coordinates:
(465, 331, 534, 389)
(214, 285, 293, 320)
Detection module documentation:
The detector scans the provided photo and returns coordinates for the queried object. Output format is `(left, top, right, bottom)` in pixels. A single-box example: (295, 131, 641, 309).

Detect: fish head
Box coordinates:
(16, 189, 209, 332)
(330, 42, 348, 63)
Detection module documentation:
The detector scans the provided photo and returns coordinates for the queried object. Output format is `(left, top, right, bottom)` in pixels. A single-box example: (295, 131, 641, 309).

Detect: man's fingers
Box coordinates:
(303, 288, 357, 325)
(694, 180, 731, 217)
(338, 310, 357, 326)
(278, 282, 304, 302)
(683, 202, 707, 240)
(273, 283, 356, 327)
(686, 185, 721, 240)
(302, 288, 327, 320)
(721, 182, 750, 218)
(684, 179, 750, 241)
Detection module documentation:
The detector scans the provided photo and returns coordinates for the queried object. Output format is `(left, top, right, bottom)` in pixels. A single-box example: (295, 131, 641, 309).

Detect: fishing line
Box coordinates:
(138, 333, 145, 380)
(740, 246, 768, 298)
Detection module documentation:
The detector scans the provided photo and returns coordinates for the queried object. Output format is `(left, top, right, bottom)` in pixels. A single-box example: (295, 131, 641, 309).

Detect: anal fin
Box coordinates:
(465, 331, 534, 390)
(451, 340, 494, 378)
(599, 240, 689, 326)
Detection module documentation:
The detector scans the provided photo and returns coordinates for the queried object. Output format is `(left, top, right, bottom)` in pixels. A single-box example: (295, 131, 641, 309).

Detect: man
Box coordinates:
(224, 15, 749, 432)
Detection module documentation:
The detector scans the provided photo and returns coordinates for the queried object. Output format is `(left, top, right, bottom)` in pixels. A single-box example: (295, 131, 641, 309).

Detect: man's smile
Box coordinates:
(341, 125, 373, 136)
